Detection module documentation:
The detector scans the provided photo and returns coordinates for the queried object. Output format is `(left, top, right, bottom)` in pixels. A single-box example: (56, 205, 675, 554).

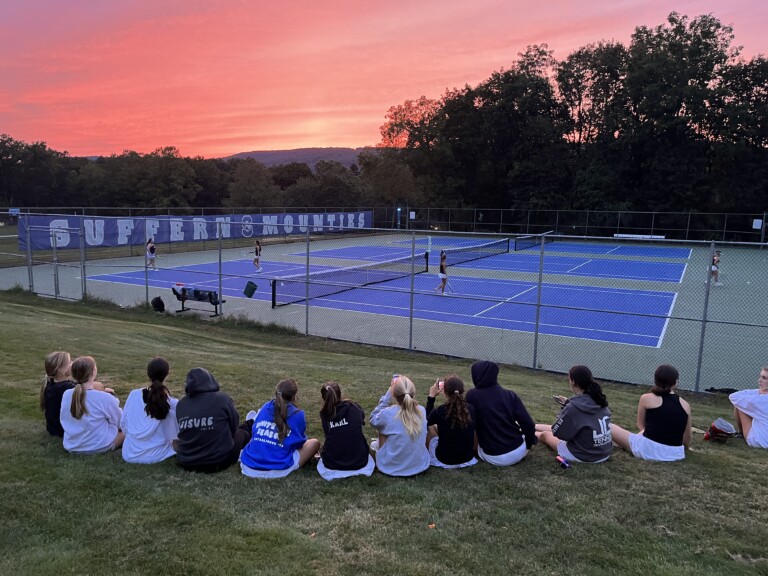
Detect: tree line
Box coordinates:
(1, 13, 766, 214)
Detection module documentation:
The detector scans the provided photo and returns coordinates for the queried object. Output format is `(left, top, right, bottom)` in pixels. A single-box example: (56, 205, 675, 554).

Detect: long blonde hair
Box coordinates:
(392, 375, 424, 439)
(69, 356, 97, 420)
(40, 351, 71, 411)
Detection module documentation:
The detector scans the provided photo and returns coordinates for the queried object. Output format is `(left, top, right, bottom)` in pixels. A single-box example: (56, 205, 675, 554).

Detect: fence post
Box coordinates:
(531, 235, 546, 370)
(305, 226, 310, 335)
(79, 222, 86, 299)
(408, 230, 416, 350)
(144, 219, 150, 306)
(722, 213, 728, 242)
(218, 221, 224, 317)
(52, 231, 60, 299)
(25, 215, 34, 292)
(585, 210, 590, 236)
(694, 241, 716, 392)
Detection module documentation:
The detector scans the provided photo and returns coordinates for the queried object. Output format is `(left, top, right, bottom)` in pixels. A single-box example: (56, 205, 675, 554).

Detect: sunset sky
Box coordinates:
(1, 0, 766, 158)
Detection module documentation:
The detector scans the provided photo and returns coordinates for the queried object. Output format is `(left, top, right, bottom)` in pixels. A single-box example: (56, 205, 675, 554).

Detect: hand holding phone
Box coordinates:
(553, 395, 568, 407)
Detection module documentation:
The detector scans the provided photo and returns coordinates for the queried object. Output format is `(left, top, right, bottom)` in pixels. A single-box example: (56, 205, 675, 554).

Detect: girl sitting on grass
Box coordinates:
(535, 365, 612, 464)
(40, 351, 76, 437)
(121, 357, 179, 464)
(316, 381, 375, 480)
(610, 364, 691, 461)
(240, 379, 320, 479)
(370, 374, 430, 477)
(425, 375, 477, 468)
(60, 356, 124, 454)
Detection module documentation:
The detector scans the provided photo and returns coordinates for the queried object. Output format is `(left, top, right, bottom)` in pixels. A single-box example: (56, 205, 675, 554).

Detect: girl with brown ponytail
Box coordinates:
(121, 357, 179, 464)
(59, 356, 124, 454)
(240, 379, 320, 478)
(425, 375, 478, 468)
(535, 365, 612, 464)
(316, 382, 375, 480)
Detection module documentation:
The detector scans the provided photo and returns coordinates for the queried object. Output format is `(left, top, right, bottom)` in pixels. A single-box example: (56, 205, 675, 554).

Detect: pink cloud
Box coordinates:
(0, 0, 765, 157)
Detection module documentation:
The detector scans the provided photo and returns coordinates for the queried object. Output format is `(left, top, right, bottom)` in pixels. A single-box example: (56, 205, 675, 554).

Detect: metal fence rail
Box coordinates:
(2, 213, 766, 393)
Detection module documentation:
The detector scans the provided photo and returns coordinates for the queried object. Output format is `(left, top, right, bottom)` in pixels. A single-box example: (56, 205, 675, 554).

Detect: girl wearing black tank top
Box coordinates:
(611, 364, 691, 461)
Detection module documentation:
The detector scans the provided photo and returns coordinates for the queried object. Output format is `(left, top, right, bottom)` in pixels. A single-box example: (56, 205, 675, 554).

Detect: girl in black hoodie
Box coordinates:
(465, 360, 537, 466)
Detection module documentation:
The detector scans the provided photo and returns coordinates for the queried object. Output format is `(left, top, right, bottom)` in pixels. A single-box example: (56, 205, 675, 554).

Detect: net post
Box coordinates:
(270, 280, 277, 308)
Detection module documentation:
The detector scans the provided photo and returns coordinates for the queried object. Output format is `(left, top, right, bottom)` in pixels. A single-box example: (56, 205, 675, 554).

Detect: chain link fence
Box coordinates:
(1, 211, 766, 392)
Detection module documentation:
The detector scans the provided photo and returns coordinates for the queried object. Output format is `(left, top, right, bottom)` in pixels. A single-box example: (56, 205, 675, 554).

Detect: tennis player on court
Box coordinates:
(435, 251, 447, 294)
(146, 238, 157, 271)
(708, 250, 722, 286)
(252, 240, 262, 271)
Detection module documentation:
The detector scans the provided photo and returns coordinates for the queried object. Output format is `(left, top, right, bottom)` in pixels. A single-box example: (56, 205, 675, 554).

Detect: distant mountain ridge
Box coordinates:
(225, 147, 367, 168)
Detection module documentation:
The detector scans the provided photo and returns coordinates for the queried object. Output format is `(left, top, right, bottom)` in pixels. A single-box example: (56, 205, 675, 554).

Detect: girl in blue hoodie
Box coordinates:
(240, 379, 320, 479)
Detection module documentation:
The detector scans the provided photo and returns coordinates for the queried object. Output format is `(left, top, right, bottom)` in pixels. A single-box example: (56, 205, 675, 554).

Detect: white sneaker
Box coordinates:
(246, 410, 257, 421)
(715, 282, 723, 286)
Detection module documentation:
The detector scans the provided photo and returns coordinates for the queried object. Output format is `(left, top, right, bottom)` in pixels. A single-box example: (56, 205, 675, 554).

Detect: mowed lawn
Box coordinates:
(1, 290, 766, 576)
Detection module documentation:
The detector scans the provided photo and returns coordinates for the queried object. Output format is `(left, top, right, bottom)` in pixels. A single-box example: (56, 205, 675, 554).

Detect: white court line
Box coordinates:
(314, 295, 661, 345)
(678, 262, 688, 283)
(474, 286, 536, 317)
(607, 246, 621, 254)
(656, 292, 678, 348)
(566, 259, 593, 273)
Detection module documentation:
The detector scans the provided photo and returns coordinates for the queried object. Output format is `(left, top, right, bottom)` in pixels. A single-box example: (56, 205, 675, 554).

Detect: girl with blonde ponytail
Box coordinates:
(369, 374, 430, 476)
(240, 379, 321, 479)
(40, 351, 76, 437)
(60, 356, 124, 454)
(316, 382, 375, 480)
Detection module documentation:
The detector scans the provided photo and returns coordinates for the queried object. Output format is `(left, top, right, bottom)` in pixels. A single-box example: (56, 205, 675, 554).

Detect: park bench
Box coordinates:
(171, 285, 225, 317)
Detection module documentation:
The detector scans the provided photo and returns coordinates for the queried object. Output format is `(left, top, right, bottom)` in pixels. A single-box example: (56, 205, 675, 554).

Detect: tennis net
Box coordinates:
(430, 237, 510, 268)
(513, 231, 555, 251)
(271, 252, 428, 307)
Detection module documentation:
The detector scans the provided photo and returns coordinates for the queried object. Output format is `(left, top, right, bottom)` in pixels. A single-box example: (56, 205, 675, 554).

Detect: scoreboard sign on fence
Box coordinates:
(18, 211, 373, 250)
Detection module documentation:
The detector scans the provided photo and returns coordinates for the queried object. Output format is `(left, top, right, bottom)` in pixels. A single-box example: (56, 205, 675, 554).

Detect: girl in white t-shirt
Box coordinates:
(121, 357, 179, 464)
(60, 356, 124, 454)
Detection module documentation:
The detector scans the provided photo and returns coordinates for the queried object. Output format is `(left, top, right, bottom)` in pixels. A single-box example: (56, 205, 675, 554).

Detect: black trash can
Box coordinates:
(243, 281, 258, 298)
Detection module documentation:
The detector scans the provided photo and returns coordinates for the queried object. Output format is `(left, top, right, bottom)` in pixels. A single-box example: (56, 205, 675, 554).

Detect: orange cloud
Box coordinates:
(0, 0, 765, 157)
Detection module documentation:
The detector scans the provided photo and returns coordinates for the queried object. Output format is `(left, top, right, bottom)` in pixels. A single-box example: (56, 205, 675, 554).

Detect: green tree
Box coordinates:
(225, 159, 281, 208)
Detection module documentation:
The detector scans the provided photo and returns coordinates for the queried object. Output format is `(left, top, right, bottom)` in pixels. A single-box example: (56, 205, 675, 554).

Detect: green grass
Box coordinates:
(1, 290, 766, 575)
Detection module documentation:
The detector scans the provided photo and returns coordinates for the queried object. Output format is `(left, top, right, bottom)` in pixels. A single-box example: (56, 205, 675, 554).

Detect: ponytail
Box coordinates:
(144, 357, 171, 420)
(70, 356, 97, 420)
(443, 375, 471, 430)
(651, 364, 679, 396)
(39, 376, 53, 411)
(40, 351, 71, 411)
(569, 365, 608, 408)
(70, 384, 88, 419)
(392, 376, 424, 439)
(274, 378, 298, 442)
(320, 381, 341, 420)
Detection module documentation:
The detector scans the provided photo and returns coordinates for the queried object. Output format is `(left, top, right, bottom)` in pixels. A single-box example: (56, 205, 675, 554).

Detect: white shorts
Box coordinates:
(240, 450, 300, 479)
(711, 265, 718, 272)
(438, 273, 447, 280)
(556, 441, 610, 464)
(629, 434, 685, 461)
(428, 436, 478, 469)
(317, 455, 376, 480)
(477, 442, 527, 466)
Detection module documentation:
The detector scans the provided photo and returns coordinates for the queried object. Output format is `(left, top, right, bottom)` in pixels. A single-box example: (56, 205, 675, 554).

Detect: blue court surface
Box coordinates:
(90, 258, 677, 347)
(295, 245, 688, 282)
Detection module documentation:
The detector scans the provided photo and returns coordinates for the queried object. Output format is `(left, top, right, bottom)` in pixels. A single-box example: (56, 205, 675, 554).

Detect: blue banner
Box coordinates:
(18, 211, 373, 251)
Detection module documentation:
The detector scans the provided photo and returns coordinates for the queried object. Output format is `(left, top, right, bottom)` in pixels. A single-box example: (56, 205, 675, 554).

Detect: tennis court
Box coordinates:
(90, 235, 683, 347)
